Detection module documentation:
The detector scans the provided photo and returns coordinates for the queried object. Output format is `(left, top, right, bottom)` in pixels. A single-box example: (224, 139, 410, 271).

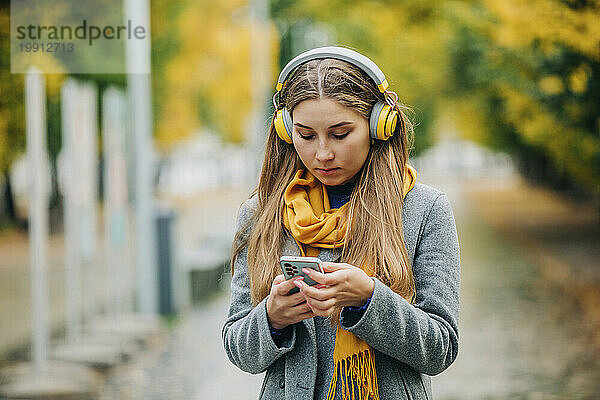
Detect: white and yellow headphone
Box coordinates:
(273, 46, 400, 144)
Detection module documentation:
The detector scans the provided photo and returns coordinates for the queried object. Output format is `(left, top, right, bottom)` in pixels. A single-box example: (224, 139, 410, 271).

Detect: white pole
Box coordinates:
(125, 0, 157, 314)
(25, 67, 49, 374)
(61, 79, 82, 342)
(248, 0, 271, 185)
(103, 89, 115, 316)
(102, 87, 130, 316)
(80, 82, 99, 324)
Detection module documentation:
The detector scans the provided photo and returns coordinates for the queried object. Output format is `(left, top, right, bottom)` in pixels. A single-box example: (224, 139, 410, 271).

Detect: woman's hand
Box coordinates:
(293, 262, 375, 317)
(266, 275, 315, 329)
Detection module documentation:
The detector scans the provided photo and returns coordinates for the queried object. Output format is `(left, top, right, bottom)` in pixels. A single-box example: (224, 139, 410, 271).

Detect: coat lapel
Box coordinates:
(282, 230, 302, 257)
(316, 247, 342, 263)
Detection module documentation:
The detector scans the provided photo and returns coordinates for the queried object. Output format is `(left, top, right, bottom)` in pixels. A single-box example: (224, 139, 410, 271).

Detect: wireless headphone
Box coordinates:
(273, 46, 399, 144)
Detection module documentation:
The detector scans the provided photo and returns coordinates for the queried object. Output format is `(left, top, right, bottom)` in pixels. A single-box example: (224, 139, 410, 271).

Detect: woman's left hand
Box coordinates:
(293, 262, 375, 317)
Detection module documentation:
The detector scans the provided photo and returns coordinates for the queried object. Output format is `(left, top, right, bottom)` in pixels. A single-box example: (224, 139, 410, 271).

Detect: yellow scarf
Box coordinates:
(282, 166, 417, 400)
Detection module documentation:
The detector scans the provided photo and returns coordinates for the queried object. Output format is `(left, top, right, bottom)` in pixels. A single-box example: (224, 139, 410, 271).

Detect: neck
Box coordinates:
(327, 179, 356, 190)
(326, 180, 355, 209)
(327, 172, 359, 190)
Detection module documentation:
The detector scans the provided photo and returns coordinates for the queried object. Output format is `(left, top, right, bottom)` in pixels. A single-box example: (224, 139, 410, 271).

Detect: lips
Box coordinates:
(316, 167, 340, 176)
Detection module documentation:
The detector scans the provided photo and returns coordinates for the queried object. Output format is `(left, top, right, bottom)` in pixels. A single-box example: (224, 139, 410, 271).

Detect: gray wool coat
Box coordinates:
(222, 182, 460, 399)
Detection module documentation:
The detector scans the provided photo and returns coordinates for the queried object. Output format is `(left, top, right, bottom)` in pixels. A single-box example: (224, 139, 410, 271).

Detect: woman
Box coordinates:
(222, 46, 460, 400)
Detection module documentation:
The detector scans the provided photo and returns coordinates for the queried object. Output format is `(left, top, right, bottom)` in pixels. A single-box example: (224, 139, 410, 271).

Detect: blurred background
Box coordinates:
(0, 0, 599, 398)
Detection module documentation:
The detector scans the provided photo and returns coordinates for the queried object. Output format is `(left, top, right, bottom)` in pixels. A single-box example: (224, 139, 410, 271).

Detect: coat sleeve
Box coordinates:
(340, 193, 460, 376)
(221, 200, 297, 374)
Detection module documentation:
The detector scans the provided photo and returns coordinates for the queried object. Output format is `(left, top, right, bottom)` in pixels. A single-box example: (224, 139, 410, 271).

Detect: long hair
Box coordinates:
(231, 57, 416, 321)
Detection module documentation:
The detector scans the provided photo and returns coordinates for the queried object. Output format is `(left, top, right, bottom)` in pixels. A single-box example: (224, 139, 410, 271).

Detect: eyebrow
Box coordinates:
(294, 121, 354, 130)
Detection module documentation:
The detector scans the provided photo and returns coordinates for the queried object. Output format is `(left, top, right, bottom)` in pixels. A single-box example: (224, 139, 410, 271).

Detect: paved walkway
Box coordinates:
(98, 175, 599, 399)
(0, 229, 68, 358)
(2, 174, 599, 398)
(98, 293, 263, 400)
(431, 175, 600, 399)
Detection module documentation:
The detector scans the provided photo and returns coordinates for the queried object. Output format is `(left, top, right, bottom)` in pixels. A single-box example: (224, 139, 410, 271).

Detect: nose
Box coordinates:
(315, 140, 334, 162)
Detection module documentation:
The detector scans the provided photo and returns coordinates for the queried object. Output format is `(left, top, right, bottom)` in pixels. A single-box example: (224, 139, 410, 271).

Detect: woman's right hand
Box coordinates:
(266, 275, 315, 329)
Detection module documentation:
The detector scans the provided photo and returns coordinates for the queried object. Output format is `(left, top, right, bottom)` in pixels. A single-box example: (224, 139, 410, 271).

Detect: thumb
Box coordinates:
(322, 262, 351, 273)
(272, 274, 286, 285)
(275, 275, 304, 295)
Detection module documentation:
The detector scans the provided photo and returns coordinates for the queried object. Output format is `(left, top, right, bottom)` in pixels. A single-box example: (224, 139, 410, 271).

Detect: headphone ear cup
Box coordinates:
(275, 108, 294, 144)
(369, 102, 385, 140)
(369, 101, 398, 141)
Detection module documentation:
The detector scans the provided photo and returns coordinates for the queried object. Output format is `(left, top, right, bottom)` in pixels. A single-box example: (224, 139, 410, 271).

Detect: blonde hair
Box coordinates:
(231, 58, 416, 321)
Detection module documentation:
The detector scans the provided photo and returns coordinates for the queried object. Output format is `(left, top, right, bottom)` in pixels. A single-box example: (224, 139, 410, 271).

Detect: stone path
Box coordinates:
(0, 229, 68, 358)
(431, 175, 600, 399)
(98, 292, 263, 400)
(2, 175, 599, 399)
(98, 175, 600, 399)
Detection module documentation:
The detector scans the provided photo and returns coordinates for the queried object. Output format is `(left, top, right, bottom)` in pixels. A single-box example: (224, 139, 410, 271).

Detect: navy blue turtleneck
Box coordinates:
(326, 180, 355, 209)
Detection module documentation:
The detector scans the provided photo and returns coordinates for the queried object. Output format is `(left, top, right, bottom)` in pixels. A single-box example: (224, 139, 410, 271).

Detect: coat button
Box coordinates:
(279, 378, 285, 389)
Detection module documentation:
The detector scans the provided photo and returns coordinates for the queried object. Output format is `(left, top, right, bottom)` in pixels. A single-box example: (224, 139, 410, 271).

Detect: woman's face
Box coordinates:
(291, 98, 370, 186)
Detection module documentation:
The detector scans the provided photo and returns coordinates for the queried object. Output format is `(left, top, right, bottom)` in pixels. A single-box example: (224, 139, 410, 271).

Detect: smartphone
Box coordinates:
(279, 256, 324, 294)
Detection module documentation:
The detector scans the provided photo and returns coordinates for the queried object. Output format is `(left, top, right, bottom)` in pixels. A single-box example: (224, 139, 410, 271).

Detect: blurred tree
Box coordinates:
(3, 0, 595, 227)
(0, 4, 24, 225)
(151, 0, 279, 150)
(1, 0, 276, 227)
(0, 1, 71, 227)
(446, 0, 600, 199)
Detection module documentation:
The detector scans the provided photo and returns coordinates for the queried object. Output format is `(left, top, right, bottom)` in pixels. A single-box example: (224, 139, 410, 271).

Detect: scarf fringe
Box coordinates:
(327, 349, 380, 400)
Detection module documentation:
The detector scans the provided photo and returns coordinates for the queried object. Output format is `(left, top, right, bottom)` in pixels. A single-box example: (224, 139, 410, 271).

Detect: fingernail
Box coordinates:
(302, 268, 311, 274)
(294, 281, 302, 288)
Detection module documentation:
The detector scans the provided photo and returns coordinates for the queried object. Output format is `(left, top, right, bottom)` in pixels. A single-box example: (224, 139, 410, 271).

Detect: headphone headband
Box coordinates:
(276, 46, 389, 93)
(273, 46, 398, 144)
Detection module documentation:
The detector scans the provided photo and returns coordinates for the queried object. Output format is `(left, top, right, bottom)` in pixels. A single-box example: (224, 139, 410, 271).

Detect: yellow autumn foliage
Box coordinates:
(538, 75, 564, 96)
(279, 0, 450, 104)
(484, 0, 600, 60)
(153, 0, 279, 151)
(568, 63, 591, 94)
(447, 0, 600, 194)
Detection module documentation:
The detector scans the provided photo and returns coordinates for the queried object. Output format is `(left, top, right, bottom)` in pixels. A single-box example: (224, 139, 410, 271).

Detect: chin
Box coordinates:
(316, 176, 346, 186)
(310, 168, 352, 186)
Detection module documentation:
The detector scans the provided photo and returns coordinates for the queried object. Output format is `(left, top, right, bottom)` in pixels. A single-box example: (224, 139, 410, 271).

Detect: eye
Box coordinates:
(332, 131, 350, 140)
(298, 132, 315, 140)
